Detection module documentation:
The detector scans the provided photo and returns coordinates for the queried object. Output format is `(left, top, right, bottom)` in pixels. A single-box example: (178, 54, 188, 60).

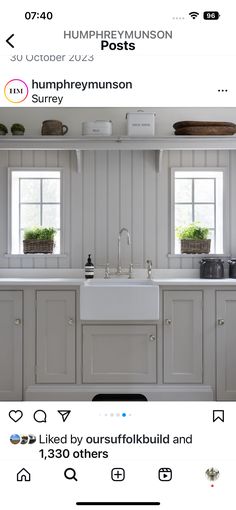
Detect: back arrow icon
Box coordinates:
(6, 34, 14, 48)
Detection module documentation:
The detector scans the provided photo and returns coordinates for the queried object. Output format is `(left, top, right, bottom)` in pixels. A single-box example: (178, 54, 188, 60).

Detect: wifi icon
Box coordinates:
(189, 11, 199, 19)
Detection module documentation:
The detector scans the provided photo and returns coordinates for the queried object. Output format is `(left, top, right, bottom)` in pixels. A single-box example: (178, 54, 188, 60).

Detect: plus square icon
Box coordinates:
(111, 468, 125, 481)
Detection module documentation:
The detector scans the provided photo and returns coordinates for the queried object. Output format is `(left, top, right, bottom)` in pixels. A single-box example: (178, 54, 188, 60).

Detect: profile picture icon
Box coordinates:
(10, 434, 20, 445)
(20, 435, 28, 445)
(4, 78, 29, 104)
(28, 435, 36, 445)
(10, 434, 36, 445)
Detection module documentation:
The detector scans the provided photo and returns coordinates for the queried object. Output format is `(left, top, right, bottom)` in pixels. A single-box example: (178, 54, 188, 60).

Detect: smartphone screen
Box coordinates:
(0, 1, 235, 508)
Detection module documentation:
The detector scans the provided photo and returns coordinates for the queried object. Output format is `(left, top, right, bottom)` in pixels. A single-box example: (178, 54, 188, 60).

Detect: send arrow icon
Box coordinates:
(58, 410, 71, 422)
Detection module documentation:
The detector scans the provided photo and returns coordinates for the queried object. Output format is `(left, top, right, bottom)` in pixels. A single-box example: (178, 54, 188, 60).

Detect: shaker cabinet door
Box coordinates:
(216, 291, 236, 400)
(83, 325, 157, 383)
(0, 291, 22, 400)
(36, 291, 76, 383)
(164, 291, 203, 384)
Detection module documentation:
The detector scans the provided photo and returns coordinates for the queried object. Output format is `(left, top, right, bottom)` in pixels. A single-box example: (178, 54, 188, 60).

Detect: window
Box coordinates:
(9, 168, 62, 254)
(171, 167, 229, 255)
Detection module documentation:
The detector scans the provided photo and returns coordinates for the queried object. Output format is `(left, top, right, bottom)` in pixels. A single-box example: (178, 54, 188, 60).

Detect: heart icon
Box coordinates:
(9, 410, 23, 422)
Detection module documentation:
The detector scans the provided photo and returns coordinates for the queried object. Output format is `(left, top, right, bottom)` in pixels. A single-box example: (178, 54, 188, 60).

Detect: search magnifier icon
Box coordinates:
(64, 468, 78, 482)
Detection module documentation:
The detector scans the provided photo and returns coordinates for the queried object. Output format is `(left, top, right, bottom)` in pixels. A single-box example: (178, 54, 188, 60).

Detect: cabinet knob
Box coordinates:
(14, 318, 21, 325)
(217, 319, 225, 326)
(165, 319, 172, 325)
(67, 318, 74, 325)
(149, 335, 156, 342)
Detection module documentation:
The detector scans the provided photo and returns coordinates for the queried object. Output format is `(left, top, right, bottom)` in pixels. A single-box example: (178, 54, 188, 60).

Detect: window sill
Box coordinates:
(168, 253, 230, 258)
(4, 253, 68, 258)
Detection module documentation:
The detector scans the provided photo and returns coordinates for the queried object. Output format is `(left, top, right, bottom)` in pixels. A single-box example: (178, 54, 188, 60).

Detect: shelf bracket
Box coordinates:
(75, 150, 81, 172)
(155, 150, 164, 173)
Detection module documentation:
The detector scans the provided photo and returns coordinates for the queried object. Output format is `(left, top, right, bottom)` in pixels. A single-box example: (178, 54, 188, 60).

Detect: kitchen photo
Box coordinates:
(0, 107, 236, 402)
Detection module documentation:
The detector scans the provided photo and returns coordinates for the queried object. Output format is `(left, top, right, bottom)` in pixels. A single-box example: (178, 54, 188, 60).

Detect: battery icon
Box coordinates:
(203, 11, 220, 20)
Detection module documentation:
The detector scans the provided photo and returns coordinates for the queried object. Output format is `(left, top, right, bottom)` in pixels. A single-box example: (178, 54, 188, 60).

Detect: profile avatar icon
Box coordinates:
(10, 434, 20, 445)
(205, 467, 220, 482)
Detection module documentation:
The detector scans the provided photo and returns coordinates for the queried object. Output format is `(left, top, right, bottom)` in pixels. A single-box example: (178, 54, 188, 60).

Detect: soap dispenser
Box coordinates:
(85, 254, 94, 279)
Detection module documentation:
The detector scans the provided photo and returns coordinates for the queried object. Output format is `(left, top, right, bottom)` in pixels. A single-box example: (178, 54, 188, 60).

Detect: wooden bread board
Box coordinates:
(173, 120, 236, 129)
(174, 126, 236, 135)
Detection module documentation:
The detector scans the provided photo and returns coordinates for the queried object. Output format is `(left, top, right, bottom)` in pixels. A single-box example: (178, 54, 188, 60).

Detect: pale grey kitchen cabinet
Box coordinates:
(36, 291, 76, 383)
(82, 325, 157, 383)
(0, 291, 22, 400)
(216, 291, 236, 400)
(163, 290, 203, 384)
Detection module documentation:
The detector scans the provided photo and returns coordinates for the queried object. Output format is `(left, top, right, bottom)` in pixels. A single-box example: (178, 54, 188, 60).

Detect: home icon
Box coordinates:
(16, 468, 31, 482)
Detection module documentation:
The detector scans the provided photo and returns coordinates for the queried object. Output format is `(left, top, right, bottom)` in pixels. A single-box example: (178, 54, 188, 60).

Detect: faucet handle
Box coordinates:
(104, 262, 110, 279)
(146, 259, 152, 279)
(128, 263, 134, 279)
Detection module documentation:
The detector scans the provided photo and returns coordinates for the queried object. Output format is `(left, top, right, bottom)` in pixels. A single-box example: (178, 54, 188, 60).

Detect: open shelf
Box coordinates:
(0, 135, 236, 150)
(1, 136, 236, 172)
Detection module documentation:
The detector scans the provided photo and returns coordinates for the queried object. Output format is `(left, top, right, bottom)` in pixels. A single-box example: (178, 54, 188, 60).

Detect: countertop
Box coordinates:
(0, 267, 235, 285)
(0, 277, 236, 286)
(154, 278, 236, 286)
(0, 278, 85, 286)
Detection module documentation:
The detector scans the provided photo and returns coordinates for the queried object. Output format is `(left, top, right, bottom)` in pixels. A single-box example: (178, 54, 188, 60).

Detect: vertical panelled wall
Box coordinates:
(81, 150, 158, 269)
(0, 149, 234, 269)
(81, 149, 232, 270)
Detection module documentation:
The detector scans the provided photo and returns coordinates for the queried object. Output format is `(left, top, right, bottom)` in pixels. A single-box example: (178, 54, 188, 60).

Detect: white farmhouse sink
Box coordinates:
(84, 278, 155, 286)
(80, 279, 159, 320)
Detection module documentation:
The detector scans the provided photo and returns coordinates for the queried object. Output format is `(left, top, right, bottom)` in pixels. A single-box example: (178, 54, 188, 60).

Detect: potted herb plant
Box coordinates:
(0, 124, 8, 136)
(11, 123, 25, 136)
(176, 222, 211, 254)
(23, 227, 56, 254)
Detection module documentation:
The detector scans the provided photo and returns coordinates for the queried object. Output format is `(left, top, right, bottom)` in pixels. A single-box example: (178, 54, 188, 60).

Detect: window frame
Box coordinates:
(8, 167, 65, 255)
(170, 166, 229, 256)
